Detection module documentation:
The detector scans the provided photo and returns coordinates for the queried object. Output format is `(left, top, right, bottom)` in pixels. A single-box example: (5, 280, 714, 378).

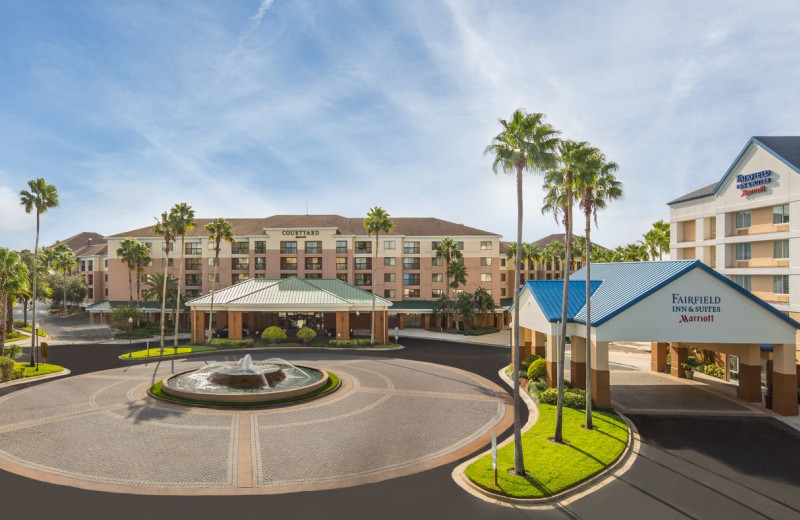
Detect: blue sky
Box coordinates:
(2, 0, 799, 251)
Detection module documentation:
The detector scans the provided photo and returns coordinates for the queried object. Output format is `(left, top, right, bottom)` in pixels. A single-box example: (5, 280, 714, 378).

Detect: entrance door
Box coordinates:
(728, 355, 739, 382)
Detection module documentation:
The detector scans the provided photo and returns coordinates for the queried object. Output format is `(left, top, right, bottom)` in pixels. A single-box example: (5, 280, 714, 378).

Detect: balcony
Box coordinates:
(355, 246, 372, 254)
(336, 246, 347, 254)
(254, 246, 266, 254)
(255, 260, 266, 271)
(402, 260, 420, 270)
(232, 261, 250, 271)
(305, 262, 322, 270)
(403, 246, 420, 254)
(185, 246, 202, 255)
(231, 246, 249, 255)
(280, 262, 297, 270)
(186, 275, 202, 286)
(280, 247, 298, 254)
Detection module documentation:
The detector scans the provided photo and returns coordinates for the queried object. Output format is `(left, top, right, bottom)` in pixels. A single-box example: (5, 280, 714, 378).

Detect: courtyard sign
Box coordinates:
(736, 170, 771, 197)
(281, 230, 320, 238)
(671, 293, 722, 324)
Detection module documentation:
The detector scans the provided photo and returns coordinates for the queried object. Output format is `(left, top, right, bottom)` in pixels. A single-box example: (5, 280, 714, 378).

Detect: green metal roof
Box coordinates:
(86, 301, 176, 312)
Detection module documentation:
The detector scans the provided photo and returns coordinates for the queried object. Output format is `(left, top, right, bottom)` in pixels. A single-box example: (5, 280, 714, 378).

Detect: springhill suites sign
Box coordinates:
(737, 170, 771, 197)
(671, 293, 722, 324)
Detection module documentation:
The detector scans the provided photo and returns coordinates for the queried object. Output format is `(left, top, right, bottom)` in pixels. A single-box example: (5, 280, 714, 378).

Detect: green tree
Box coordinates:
(543, 139, 595, 443)
(42, 273, 86, 307)
(0, 249, 29, 350)
(143, 273, 178, 309)
(20, 178, 59, 366)
(435, 237, 463, 329)
(484, 109, 560, 474)
(153, 211, 177, 353)
(116, 237, 141, 303)
(132, 240, 152, 321)
(205, 218, 235, 342)
(455, 291, 475, 332)
(169, 203, 196, 349)
(651, 220, 671, 260)
(363, 207, 394, 346)
(575, 148, 622, 429)
(49, 243, 77, 315)
(473, 286, 495, 329)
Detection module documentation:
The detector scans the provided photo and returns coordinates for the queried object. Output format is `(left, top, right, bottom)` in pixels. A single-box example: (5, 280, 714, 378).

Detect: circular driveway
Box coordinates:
(0, 354, 510, 495)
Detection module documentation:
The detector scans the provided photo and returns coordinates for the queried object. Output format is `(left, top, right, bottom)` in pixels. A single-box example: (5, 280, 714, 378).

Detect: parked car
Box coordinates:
(212, 326, 229, 338)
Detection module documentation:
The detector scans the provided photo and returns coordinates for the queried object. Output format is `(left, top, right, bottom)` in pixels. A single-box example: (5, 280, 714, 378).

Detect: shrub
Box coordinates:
(261, 326, 287, 344)
(539, 387, 558, 405)
(13, 319, 26, 328)
(3, 344, 23, 360)
(521, 354, 541, 370)
(527, 358, 547, 380)
(466, 327, 500, 336)
(4, 331, 25, 342)
(527, 379, 548, 398)
(110, 305, 144, 329)
(328, 338, 372, 348)
(0, 357, 14, 382)
(536, 387, 586, 409)
(703, 364, 725, 379)
(12, 363, 25, 380)
(209, 338, 254, 349)
(296, 327, 317, 345)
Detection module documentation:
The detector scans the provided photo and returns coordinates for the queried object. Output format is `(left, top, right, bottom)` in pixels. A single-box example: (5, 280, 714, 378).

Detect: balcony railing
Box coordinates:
(336, 246, 347, 254)
(354, 279, 372, 287)
(305, 246, 322, 254)
(186, 275, 202, 286)
(355, 247, 372, 254)
(280, 247, 298, 254)
(232, 262, 250, 271)
(255, 260, 266, 270)
(254, 246, 266, 254)
(231, 246, 249, 255)
(185, 246, 202, 255)
(403, 247, 420, 254)
(280, 262, 297, 270)
(305, 263, 322, 270)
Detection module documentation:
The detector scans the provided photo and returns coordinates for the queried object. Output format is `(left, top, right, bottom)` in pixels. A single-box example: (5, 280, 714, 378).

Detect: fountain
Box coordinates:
(158, 355, 333, 405)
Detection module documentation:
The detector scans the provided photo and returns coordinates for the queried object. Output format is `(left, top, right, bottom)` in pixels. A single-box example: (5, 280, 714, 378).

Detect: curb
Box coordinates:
(0, 368, 72, 389)
(451, 369, 639, 509)
(118, 344, 405, 361)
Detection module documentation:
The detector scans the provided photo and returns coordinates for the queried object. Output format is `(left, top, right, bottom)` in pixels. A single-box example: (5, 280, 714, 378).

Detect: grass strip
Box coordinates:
(21, 326, 47, 337)
(17, 363, 65, 377)
(465, 403, 627, 498)
(123, 346, 218, 359)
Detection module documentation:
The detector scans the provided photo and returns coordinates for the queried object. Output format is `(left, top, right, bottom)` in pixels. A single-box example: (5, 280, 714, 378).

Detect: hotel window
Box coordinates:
(87, 274, 93, 285)
(305, 257, 322, 270)
(355, 241, 372, 254)
(480, 241, 492, 250)
(336, 273, 348, 282)
(207, 273, 219, 282)
(431, 241, 440, 250)
(254, 241, 266, 254)
(403, 288, 420, 298)
(232, 258, 249, 271)
(735, 243, 751, 261)
(186, 258, 202, 270)
(104, 259, 108, 268)
(774, 239, 789, 259)
(481, 257, 492, 266)
(280, 257, 297, 270)
(432, 289, 443, 298)
(403, 241, 420, 254)
(280, 241, 297, 254)
(432, 273, 443, 282)
(403, 258, 420, 270)
(306, 273, 322, 279)
(403, 273, 420, 286)
(773, 275, 789, 294)
(185, 243, 202, 255)
(735, 211, 751, 229)
(481, 273, 492, 282)
(105, 274, 109, 282)
(384, 257, 396, 266)
(186, 274, 202, 286)
(431, 257, 442, 266)
(232, 274, 249, 283)
(162, 242, 174, 252)
(336, 257, 348, 270)
(208, 241, 215, 250)
(354, 273, 372, 287)
(208, 258, 218, 266)
(454, 289, 464, 296)
(336, 240, 347, 254)
(733, 275, 752, 291)
(231, 241, 249, 255)
(104, 288, 108, 297)
(305, 241, 322, 254)
(255, 273, 266, 279)
(456, 241, 464, 250)
(773, 204, 790, 224)
(88, 288, 94, 299)
(384, 289, 396, 298)
(255, 257, 266, 270)
(500, 258, 506, 267)
(384, 273, 396, 282)
(88, 260, 93, 271)
(501, 288, 506, 296)
(501, 273, 506, 282)
(161, 258, 174, 267)
(355, 257, 372, 270)
(384, 240, 395, 250)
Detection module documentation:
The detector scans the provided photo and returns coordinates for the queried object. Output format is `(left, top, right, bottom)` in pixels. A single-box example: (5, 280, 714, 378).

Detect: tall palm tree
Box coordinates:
(543, 139, 594, 443)
(642, 229, 659, 261)
(153, 211, 177, 353)
(142, 273, 179, 308)
(19, 178, 59, 366)
(544, 240, 566, 279)
(169, 203, 196, 348)
(0, 249, 29, 350)
(116, 237, 140, 303)
(132, 240, 152, 321)
(436, 237, 463, 329)
(205, 218, 235, 342)
(363, 207, 393, 346)
(50, 243, 77, 316)
(473, 286, 495, 329)
(485, 109, 560, 474)
(652, 220, 671, 260)
(575, 149, 622, 429)
(528, 244, 543, 280)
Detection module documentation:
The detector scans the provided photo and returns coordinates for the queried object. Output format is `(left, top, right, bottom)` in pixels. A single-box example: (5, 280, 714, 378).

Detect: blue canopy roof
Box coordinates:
(521, 280, 602, 323)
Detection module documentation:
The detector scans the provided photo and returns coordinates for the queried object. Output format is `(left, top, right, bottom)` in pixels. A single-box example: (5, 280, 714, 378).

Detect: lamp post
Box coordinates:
(128, 317, 133, 358)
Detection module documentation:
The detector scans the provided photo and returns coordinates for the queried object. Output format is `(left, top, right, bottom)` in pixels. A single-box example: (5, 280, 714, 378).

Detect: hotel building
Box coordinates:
(668, 136, 800, 377)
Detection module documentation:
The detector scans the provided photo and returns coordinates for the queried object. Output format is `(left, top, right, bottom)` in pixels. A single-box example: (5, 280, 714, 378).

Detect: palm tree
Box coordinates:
(543, 139, 595, 443)
(153, 211, 177, 353)
(435, 238, 463, 329)
(651, 220, 671, 260)
(473, 287, 495, 329)
(363, 207, 394, 346)
(544, 240, 566, 279)
(50, 243, 77, 316)
(205, 218, 235, 342)
(575, 149, 622, 429)
(642, 229, 659, 261)
(132, 240, 152, 322)
(1, 249, 29, 350)
(19, 178, 59, 366)
(143, 273, 179, 307)
(484, 109, 560, 474)
(448, 258, 468, 293)
(116, 237, 140, 303)
(528, 244, 543, 280)
(169, 203, 196, 348)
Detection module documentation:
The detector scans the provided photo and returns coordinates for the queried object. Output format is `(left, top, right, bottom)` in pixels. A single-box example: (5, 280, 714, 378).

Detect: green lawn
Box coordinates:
(4, 331, 26, 341)
(114, 329, 155, 340)
(123, 346, 217, 359)
(18, 363, 65, 377)
(465, 403, 628, 498)
(21, 326, 47, 337)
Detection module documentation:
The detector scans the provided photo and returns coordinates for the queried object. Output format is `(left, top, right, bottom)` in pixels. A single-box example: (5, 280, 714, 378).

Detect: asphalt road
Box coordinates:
(2, 338, 800, 520)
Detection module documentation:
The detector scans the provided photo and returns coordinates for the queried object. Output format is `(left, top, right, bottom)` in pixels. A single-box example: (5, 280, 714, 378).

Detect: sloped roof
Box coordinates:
(56, 232, 106, 256)
(86, 300, 176, 312)
(520, 280, 602, 322)
(186, 277, 392, 309)
(668, 136, 800, 206)
(110, 215, 499, 239)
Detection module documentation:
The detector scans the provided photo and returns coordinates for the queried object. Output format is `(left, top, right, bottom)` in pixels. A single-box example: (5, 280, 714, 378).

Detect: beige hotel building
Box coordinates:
(669, 136, 800, 376)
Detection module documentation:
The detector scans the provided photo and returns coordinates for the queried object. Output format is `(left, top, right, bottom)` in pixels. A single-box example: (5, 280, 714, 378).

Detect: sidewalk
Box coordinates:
(397, 328, 511, 347)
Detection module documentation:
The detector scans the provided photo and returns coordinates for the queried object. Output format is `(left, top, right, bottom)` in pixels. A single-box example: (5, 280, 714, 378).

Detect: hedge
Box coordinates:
(527, 358, 547, 380)
(209, 338, 254, 349)
(0, 358, 24, 383)
(261, 326, 287, 344)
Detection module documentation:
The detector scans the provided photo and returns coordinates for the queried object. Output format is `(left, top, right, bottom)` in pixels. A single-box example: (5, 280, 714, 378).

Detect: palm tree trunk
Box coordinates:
(173, 237, 185, 348)
(207, 248, 219, 343)
(30, 212, 39, 367)
(445, 260, 451, 330)
(555, 173, 573, 443)
(370, 232, 378, 346)
(62, 271, 67, 315)
(128, 267, 133, 303)
(584, 203, 593, 429)
(135, 261, 141, 327)
(512, 164, 525, 475)
(23, 299, 28, 327)
(159, 247, 169, 354)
